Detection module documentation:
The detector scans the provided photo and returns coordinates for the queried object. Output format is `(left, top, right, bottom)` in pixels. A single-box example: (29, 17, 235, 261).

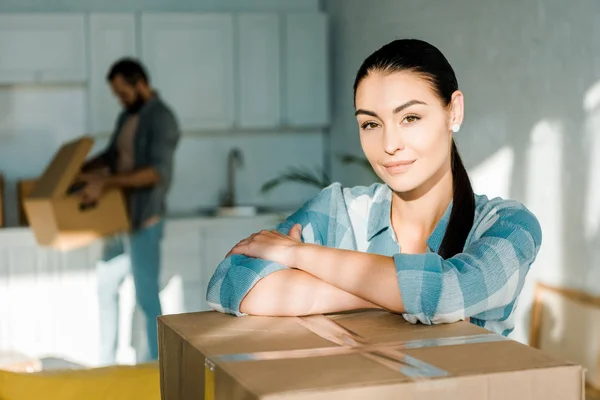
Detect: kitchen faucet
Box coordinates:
(221, 147, 243, 208)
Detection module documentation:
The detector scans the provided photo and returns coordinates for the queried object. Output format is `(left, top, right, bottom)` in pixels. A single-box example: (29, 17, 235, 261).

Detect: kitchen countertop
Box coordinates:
(0, 209, 293, 245)
(166, 206, 294, 221)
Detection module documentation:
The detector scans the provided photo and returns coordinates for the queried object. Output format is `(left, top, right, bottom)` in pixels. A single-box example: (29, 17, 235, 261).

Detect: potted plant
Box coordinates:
(260, 153, 380, 194)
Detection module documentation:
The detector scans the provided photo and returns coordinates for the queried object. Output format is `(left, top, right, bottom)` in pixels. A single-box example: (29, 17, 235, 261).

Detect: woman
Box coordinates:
(206, 39, 541, 336)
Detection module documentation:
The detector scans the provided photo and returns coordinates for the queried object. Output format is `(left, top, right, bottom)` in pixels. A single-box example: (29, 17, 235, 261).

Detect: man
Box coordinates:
(81, 58, 180, 364)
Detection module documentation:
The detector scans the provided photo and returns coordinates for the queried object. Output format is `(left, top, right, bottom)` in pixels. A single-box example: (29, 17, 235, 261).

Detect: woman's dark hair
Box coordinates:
(106, 58, 149, 86)
(353, 39, 475, 259)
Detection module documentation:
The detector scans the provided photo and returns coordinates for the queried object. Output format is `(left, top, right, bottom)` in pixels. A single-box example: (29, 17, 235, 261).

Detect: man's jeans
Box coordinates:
(97, 220, 164, 365)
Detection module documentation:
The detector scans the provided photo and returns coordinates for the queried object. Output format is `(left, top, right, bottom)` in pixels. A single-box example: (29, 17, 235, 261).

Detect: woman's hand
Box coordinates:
(227, 224, 305, 267)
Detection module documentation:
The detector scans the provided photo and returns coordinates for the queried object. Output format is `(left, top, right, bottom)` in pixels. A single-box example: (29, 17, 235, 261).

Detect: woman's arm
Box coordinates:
(226, 228, 404, 313)
(239, 269, 380, 316)
(233, 200, 541, 324)
(294, 246, 405, 313)
(206, 183, 347, 316)
(292, 201, 541, 323)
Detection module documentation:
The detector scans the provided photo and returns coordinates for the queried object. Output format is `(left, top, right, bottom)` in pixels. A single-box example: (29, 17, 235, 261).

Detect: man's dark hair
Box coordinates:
(106, 58, 149, 85)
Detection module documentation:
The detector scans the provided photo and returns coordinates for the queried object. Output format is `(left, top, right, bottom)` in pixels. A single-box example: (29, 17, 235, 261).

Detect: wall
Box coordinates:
(0, 0, 325, 226)
(324, 0, 600, 344)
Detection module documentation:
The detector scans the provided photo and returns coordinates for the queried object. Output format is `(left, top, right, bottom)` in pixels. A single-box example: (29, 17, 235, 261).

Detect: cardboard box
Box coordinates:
(24, 136, 129, 251)
(17, 178, 37, 226)
(530, 282, 600, 391)
(159, 310, 584, 400)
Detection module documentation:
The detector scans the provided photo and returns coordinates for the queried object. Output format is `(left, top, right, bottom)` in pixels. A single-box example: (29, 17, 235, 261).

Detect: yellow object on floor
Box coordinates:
(0, 363, 160, 400)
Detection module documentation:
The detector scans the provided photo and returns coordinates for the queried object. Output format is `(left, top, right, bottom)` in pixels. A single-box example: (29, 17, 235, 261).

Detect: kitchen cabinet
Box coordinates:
(162, 220, 204, 284)
(283, 13, 330, 128)
(237, 13, 280, 129)
(86, 11, 329, 132)
(88, 13, 138, 134)
(0, 12, 330, 128)
(0, 214, 282, 365)
(200, 216, 281, 310)
(237, 12, 330, 129)
(0, 14, 86, 84)
(141, 14, 235, 131)
(131, 214, 281, 360)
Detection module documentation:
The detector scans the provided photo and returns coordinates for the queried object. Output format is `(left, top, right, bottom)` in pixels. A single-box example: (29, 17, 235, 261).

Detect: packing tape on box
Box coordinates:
(204, 315, 507, 399)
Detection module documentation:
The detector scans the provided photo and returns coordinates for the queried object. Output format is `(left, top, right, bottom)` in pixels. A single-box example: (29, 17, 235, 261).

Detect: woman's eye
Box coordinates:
(402, 115, 420, 124)
(360, 121, 379, 130)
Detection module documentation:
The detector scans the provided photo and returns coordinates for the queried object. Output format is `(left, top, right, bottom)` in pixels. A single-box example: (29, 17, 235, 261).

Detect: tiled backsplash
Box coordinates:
(0, 86, 325, 226)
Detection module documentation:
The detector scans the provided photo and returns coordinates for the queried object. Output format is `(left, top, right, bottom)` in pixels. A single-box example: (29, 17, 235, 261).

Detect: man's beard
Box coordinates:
(126, 95, 145, 113)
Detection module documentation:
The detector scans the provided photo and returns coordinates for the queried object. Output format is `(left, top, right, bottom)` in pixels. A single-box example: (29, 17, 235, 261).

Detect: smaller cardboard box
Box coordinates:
(17, 178, 37, 226)
(159, 310, 584, 400)
(24, 136, 129, 251)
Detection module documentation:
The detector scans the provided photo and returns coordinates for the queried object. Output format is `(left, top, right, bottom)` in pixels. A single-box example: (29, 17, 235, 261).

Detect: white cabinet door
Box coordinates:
(162, 221, 203, 284)
(237, 13, 280, 129)
(88, 14, 137, 134)
(283, 13, 330, 128)
(141, 14, 235, 131)
(0, 14, 86, 83)
(0, 230, 102, 366)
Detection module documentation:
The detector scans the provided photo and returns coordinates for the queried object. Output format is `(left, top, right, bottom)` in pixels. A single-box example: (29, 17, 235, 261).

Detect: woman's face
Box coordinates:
(355, 70, 463, 195)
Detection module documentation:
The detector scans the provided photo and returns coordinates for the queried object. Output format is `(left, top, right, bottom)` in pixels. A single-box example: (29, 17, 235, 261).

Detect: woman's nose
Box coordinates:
(382, 127, 405, 155)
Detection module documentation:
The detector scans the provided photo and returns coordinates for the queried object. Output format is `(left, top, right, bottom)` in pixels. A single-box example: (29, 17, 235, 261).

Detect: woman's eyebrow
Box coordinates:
(355, 100, 427, 117)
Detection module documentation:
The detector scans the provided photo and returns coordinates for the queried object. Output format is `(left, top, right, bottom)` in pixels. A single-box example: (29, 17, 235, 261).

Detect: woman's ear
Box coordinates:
(449, 90, 465, 131)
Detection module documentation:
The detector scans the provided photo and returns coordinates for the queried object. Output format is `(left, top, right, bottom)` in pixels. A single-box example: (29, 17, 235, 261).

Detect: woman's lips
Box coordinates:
(383, 160, 416, 174)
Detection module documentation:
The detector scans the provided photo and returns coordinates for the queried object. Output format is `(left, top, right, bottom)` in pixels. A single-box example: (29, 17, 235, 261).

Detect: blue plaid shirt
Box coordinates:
(207, 183, 542, 336)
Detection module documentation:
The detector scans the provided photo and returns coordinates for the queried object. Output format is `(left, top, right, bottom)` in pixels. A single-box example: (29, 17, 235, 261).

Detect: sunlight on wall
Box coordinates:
(583, 80, 600, 114)
(583, 81, 600, 296)
(469, 146, 514, 199)
(510, 119, 564, 344)
(583, 82, 600, 241)
(526, 119, 564, 284)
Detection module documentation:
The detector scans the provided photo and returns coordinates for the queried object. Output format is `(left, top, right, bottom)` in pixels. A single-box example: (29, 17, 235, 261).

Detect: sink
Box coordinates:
(214, 206, 258, 217)
(168, 206, 293, 219)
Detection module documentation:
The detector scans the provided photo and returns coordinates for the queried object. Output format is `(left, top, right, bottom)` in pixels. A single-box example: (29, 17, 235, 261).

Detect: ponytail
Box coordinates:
(438, 140, 475, 259)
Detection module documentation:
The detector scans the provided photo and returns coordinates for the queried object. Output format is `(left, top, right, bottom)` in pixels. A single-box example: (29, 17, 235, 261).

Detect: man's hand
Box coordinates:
(78, 168, 109, 182)
(79, 175, 107, 204)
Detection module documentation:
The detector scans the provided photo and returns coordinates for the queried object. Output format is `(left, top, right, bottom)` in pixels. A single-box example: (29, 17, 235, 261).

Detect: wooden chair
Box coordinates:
(529, 281, 600, 399)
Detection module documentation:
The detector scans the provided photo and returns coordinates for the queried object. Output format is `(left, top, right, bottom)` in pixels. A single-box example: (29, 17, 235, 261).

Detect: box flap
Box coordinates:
(29, 137, 93, 199)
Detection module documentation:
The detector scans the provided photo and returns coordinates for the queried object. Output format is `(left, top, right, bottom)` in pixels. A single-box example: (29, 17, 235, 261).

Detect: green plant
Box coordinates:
(260, 166, 331, 194)
(260, 153, 379, 194)
(338, 153, 372, 171)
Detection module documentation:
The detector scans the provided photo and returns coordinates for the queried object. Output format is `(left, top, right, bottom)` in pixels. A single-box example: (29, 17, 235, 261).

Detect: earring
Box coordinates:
(451, 124, 461, 133)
